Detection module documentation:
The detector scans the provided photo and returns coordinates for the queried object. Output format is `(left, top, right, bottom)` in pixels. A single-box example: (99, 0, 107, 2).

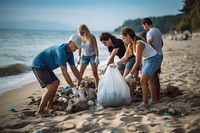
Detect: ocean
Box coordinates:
(0, 29, 118, 94)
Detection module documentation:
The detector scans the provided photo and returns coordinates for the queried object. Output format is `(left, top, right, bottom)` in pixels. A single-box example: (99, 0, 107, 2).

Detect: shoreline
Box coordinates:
(1, 34, 200, 132)
(0, 60, 108, 94)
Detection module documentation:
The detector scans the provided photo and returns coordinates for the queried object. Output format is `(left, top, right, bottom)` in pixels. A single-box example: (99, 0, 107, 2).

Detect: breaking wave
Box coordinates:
(0, 63, 31, 77)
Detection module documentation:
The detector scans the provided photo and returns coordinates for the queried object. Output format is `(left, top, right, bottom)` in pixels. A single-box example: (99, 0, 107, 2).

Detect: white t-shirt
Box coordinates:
(147, 27, 163, 55)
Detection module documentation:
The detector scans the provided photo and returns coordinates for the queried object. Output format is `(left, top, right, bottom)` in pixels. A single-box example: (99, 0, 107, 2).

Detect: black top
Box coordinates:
(108, 38, 126, 59)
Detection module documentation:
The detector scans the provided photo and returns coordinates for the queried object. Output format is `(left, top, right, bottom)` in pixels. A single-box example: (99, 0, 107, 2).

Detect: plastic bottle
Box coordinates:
(65, 86, 71, 91)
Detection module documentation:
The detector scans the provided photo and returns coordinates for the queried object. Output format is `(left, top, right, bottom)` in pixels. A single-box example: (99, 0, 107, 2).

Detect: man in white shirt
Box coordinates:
(141, 18, 164, 103)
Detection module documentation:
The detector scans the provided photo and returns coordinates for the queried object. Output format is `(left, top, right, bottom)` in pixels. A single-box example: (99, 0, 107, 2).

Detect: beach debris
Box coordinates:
(161, 84, 183, 98)
(87, 100, 95, 106)
(110, 129, 115, 133)
(78, 85, 96, 101)
(29, 79, 184, 117)
(25, 78, 96, 117)
(27, 96, 41, 105)
(163, 112, 171, 116)
(27, 96, 36, 102)
(47, 77, 97, 114)
(33, 130, 41, 133)
(132, 84, 183, 103)
(150, 105, 190, 117)
(163, 123, 170, 127)
(57, 97, 68, 103)
(48, 113, 55, 117)
(132, 87, 143, 102)
(9, 108, 17, 112)
(71, 100, 88, 113)
(64, 86, 71, 91)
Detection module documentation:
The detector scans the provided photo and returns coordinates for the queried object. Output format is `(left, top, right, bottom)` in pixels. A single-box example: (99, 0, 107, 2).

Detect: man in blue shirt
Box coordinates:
(32, 34, 83, 117)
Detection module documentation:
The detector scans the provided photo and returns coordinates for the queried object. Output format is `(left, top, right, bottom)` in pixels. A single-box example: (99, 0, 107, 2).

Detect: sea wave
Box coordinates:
(0, 63, 31, 77)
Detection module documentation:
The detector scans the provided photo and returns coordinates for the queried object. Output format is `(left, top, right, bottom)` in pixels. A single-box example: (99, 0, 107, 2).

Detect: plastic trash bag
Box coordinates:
(97, 64, 131, 107)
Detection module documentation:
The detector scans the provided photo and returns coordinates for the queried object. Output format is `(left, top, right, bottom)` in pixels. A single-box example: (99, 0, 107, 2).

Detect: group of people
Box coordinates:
(32, 17, 163, 117)
(169, 29, 192, 41)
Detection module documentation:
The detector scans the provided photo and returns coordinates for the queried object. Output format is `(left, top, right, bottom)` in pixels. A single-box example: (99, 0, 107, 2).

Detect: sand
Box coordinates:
(0, 33, 200, 133)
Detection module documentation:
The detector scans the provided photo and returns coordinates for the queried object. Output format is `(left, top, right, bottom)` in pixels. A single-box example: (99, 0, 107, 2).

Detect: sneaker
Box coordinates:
(148, 99, 160, 105)
(136, 102, 149, 110)
(148, 99, 156, 105)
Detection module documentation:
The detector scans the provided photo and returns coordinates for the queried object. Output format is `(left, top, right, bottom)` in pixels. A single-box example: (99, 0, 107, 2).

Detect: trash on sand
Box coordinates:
(163, 123, 170, 127)
(9, 108, 17, 112)
(33, 129, 41, 133)
(49, 113, 55, 117)
(163, 113, 171, 116)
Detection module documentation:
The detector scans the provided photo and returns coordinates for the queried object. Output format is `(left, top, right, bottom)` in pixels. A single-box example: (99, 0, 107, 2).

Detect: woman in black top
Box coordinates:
(99, 32, 137, 78)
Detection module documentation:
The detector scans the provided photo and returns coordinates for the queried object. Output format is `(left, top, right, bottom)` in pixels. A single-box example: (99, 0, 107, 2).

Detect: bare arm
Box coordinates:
(60, 66, 75, 88)
(70, 65, 82, 86)
(117, 46, 130, 65)
(78, 48, 81, 56)
(107, 48, 119, 66)
(91, 34, 99, 56)
(130, 42, 144, 75)
(147, 39, 153, 45)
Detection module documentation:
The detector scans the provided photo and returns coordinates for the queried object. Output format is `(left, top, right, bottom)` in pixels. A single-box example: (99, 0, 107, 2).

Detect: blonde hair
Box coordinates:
(78, 24, 91, 44)
(127, 43, 134, 57)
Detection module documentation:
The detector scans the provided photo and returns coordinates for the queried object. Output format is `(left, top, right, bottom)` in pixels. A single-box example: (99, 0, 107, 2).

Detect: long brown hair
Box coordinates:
(120, 27, 137, 56)
(99, 32, 116, 44)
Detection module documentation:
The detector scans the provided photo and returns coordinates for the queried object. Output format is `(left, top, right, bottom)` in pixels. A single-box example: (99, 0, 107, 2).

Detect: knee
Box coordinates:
(140, 78, 147, 86)
(148, 77, 156, 85)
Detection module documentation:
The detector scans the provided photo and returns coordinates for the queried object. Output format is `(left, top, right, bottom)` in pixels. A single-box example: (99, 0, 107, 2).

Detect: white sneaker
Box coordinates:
(136, 102, 149, 110)
(148, 99, 160, 105)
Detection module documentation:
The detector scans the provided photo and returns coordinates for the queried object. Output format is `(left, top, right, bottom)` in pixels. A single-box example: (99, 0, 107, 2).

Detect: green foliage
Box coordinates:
(177, 0, 200, 32)
(114, 18, 143, 33)
(114, 0, 200, 33)
(114, 15, 183, 34)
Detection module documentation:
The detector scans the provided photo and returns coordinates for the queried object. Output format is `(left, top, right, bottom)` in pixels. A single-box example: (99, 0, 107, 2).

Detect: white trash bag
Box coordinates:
(97, 64, 132, 107)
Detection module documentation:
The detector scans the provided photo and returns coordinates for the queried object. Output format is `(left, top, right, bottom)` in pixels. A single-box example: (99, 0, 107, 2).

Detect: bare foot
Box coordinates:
(44, 108, 54, 115)
(35, 112, 45, 118)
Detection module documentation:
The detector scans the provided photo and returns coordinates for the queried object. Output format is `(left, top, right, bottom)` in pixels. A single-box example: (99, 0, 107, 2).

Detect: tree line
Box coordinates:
(114, 0, 200, 34)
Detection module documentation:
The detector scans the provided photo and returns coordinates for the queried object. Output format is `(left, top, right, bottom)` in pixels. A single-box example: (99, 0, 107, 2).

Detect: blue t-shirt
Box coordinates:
(32, 43, 75, 70)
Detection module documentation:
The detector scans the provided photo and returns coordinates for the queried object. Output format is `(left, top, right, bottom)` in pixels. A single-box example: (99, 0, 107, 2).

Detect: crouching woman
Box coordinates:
(118, 27, 162, 109)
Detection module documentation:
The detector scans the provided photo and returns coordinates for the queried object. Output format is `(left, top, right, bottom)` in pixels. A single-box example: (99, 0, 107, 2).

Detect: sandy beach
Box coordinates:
(0, 33, 200, 133)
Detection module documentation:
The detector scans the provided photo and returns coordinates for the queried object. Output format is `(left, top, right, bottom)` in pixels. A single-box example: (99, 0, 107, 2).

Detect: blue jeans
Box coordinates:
(118, 56, 135, 73)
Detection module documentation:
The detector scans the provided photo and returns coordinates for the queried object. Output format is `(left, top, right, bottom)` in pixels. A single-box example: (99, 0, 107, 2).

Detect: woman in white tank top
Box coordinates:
(118, 27, 162, 109)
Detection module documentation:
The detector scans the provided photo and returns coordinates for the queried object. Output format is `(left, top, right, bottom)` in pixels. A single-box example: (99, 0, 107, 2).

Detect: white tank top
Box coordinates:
(135, 40, 157, 59)
(81, 39, 95, 56)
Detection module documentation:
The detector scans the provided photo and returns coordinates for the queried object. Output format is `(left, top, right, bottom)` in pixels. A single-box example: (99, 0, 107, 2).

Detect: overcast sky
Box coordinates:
(0, 0, 184, 31)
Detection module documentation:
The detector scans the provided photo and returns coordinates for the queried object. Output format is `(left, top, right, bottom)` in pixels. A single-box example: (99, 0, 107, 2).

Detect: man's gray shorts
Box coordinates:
(32, 67, 59, 88)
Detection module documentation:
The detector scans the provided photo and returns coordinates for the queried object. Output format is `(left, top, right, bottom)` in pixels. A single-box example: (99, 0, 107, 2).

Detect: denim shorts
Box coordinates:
(142, 54, 162, 76)
(118, 56, 135, 72)
(81, 55, 96, 65)
(32, 67, 59, 88)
